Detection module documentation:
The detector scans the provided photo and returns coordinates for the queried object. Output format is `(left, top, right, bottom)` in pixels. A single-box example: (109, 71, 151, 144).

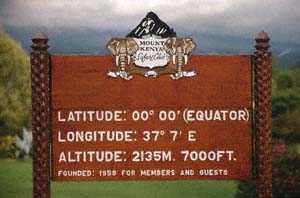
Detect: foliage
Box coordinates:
(13, 128, 32, 159)
(272, 140, 300, 197)
(273, 111, 300, 143)
(272, 59, 300, 143)
(236, 140, 300, 198)
(290, 63, 300, 89)
(276, 73, 294, 90)
(235, 180, 255, 198)
(0, 135, 15, 158)
(0, 28, 31, 137)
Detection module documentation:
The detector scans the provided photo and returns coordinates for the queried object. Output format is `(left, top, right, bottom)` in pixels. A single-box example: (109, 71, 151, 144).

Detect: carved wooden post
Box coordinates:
(30, 32, 51, 198)
(255, 31, 272, 198)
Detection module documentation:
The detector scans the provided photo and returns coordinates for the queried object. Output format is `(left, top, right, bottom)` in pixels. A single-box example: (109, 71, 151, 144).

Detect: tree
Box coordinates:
(276, 72, 294, 90)
(272, 60, 300, 143)
(0, 28, 31, 136)
(290, 62, 300, 89)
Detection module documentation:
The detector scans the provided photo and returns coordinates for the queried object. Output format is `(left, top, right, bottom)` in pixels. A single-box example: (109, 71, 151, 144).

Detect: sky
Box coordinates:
(1, 0, 300, 41)
(0, 0, 299, 63)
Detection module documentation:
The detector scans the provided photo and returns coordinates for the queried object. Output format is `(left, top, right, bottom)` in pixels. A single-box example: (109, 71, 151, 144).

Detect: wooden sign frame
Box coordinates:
(30, 31, 272, 198)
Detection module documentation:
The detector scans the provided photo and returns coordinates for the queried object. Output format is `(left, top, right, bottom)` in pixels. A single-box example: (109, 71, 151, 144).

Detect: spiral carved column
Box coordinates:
(255, 31, 272, 198)
(30, 32, 51, 198)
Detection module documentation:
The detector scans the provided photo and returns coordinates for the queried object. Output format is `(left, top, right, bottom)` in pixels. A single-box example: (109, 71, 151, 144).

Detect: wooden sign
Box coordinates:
(30, 12, 272, 198)
(51, 54, 252, 181)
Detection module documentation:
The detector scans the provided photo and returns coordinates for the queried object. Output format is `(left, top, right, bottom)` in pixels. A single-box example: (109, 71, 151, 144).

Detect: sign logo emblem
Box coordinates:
(106, 12, 197, 80)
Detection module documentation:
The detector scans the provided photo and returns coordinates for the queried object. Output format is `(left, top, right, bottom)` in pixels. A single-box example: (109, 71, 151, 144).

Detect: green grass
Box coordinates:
(0, 159, 32, 198)
(0, 160, 237, 198)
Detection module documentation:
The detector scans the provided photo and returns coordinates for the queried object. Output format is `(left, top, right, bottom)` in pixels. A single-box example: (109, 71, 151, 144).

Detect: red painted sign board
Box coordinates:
(51, 55, 252, 181)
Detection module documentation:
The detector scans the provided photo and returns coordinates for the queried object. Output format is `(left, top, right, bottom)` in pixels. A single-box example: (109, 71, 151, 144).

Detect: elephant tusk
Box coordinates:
(115, 55, 119, 66)
(172, 55, 176, 64)
(184, 54, 188, 64)
(127, 55, 131, 64)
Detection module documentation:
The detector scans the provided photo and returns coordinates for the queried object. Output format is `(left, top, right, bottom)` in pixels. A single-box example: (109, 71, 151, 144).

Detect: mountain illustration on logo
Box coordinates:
(106, 12, 197, 80)
(127, 12, 176, 38)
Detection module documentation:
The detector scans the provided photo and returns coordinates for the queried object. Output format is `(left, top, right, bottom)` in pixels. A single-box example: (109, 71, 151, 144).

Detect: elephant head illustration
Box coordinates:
(106, 38, 139, 80)
(107, 38, 138, 67)
(164, 37, 196, 79)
